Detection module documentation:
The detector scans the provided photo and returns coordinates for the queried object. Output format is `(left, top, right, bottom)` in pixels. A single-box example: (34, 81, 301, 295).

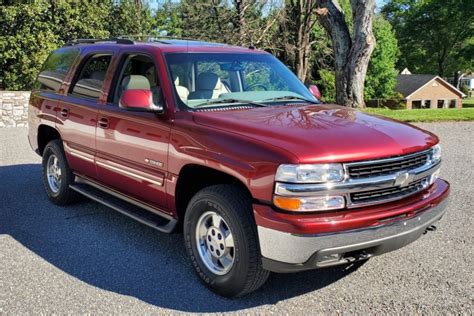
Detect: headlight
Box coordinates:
(276, 163, 345, 183)
(431, 144, 441, 163)
(273, 195, 345, 212)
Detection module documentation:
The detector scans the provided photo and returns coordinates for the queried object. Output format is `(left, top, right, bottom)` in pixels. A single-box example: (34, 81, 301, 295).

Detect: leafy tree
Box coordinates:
(382, 0, 474, 78)
(155, 1, 184, 36)
(0, 2, 59, 90)
(108, 0, 157, 37)
(365, 16, 399, 100)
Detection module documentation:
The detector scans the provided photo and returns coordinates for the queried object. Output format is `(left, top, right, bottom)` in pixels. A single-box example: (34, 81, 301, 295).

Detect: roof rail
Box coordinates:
(117, 34, 198, 42)
(65, 38, 134, 46)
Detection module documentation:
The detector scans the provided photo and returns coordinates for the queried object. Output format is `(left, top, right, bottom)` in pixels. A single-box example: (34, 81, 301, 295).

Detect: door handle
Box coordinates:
(60, 108, 69, 118)
(98, 117, 109, 129)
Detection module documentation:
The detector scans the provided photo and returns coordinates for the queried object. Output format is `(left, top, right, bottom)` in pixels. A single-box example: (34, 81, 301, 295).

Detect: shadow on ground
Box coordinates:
(0, 163, 363, 312)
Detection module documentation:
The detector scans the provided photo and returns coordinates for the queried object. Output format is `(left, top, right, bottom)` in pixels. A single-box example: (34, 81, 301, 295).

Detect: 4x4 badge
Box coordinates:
(394, 172, 414, 187)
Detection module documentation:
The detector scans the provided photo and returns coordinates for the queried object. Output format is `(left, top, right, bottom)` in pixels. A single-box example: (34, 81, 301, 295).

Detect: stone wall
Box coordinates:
(0, 91, 30, 127)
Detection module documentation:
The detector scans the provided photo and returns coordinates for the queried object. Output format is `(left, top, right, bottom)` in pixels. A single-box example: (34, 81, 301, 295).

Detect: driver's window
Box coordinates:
(112, 54, 160, 105)
(243, 63, 288, 91)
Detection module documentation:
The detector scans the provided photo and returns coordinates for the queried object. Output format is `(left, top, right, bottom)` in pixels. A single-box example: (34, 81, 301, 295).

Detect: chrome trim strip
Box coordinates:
(96, 160, 163, 186)
(344, 148, 433, 168)
(275, 161, 440, 196)
(68, 148, 95, 163)
(64, 143, 95, 163)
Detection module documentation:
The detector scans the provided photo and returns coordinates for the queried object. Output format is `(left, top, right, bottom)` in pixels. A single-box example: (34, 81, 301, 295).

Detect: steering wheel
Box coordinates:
(246, 83, 268, 91)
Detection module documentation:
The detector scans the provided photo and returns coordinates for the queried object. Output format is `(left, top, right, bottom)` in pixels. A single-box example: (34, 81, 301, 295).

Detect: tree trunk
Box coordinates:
(295, 0, 317, 83)
(316, 0, 376, 108)
(234, 0, 249, 45)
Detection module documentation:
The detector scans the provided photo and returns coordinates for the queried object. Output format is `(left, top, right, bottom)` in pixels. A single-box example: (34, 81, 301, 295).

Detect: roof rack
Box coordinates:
(65, 38, 134, 46)
(117, 34, 201, 43)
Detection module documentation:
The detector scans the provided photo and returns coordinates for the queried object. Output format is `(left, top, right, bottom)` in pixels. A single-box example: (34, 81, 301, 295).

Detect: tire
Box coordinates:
(184, 184, 270, 297)
(42, 139, 78, 205)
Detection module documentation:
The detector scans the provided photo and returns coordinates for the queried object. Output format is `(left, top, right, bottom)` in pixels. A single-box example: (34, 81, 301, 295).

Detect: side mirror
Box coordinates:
(308, 84, 322, 100)
(119, 89, 164, 113)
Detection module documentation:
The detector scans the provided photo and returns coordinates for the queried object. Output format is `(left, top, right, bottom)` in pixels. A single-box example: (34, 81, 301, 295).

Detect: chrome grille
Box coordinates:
(350, 177, 429, 205)
(347, 150, 430, 179)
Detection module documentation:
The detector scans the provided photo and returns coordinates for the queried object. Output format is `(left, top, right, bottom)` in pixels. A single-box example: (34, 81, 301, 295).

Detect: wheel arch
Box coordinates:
(37, 125, 62, 156)
(174, 164, 253, 226)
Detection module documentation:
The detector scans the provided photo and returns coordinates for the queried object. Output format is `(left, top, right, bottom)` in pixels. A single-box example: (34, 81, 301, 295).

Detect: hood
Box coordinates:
(192, 104, 438, 163)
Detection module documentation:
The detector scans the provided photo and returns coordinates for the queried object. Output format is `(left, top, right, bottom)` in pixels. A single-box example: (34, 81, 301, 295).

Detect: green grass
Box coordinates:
(463, 97, 474, 108)
(364, 107, 474, 122)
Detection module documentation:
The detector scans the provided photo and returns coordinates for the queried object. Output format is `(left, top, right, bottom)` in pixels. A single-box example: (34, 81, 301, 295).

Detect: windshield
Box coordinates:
(165, 52, 316, 109)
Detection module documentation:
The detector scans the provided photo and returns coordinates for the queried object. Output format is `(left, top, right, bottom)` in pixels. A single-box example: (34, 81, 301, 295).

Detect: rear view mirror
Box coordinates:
(308, 84, 322, 100)
(119, 89, 164, 113)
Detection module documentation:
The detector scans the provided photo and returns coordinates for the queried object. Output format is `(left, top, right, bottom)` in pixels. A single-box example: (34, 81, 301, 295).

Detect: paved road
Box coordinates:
(0, 123, 473, 314)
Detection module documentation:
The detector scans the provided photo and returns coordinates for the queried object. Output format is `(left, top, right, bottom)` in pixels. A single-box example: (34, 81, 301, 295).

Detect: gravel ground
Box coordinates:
(0, 123, 472, 314)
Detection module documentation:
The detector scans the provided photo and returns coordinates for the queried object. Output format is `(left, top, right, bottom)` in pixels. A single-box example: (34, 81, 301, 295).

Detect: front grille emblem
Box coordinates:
(394, 172, 414, 187)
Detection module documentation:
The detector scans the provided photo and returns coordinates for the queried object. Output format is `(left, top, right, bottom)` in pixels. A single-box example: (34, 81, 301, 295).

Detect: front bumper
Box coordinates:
(256, 179, 449, 273)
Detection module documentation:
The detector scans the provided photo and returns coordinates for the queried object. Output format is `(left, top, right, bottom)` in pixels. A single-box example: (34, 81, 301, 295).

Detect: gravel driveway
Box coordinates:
(0, 123, 472, 314)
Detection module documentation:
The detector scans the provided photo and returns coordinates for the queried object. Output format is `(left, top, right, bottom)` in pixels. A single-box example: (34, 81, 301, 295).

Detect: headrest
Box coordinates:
(145, 66, 156, 85)
(122, 75, 150, 90)
(196, 72, 222, 90)
(174, 75, 180, 86)
(90, 71, 105, 81)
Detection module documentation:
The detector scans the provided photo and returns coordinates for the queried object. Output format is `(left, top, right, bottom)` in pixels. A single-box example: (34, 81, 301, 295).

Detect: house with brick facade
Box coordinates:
(395, 72, 465, 109)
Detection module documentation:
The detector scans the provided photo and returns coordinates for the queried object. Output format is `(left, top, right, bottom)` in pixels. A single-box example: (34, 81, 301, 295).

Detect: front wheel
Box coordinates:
(184, 185, 269, 297)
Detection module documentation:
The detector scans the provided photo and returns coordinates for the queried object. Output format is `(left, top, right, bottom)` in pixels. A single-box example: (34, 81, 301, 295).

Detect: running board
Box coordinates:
(70, 181, 177, 233)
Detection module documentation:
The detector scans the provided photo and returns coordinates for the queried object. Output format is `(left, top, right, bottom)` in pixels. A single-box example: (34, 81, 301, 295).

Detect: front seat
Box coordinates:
(188, 72, 228, 100)
(117, 75, 151, 102)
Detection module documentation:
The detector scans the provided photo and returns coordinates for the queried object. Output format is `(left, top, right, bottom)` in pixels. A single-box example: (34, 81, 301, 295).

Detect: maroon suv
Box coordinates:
(29, 38, 450, 297)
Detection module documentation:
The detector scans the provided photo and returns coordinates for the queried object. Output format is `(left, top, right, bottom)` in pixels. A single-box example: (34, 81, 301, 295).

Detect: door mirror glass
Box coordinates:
(308, 84, 322, 100)
(119, 89, 164, 113)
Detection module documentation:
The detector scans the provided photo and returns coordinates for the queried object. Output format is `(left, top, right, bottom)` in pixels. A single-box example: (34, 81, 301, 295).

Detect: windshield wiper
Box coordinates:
(198, 98, 268, 108)
(261, 95, 319, 104)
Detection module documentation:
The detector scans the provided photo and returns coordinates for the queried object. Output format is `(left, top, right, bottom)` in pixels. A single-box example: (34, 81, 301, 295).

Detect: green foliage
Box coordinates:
(109, 0, 157, 37)
(0, 2, 59, 90)
(460, 84, 469, 96)
(365, 16, 399, 100)
(316, 69, 336, 103)
(382, 0, 474, 76)
(0, 0, 161, 90)
(155, 1, 183, 36)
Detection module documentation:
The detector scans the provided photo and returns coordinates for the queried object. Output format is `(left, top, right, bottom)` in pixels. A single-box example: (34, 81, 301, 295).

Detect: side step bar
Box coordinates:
(70, 180, 177, 233)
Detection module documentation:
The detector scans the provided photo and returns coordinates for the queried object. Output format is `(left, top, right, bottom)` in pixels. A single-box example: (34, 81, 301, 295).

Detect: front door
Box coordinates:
(95, 52, 171, 211)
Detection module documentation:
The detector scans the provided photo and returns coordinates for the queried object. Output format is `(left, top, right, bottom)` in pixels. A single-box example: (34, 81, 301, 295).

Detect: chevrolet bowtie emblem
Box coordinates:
(394, 172, 414, 187)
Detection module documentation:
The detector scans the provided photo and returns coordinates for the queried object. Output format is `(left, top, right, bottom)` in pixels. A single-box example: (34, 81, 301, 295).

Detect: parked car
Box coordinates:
(28, 38, 450, 297)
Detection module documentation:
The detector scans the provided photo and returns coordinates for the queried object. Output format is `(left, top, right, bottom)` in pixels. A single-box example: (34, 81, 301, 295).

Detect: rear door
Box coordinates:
(94, 51, 171, 212)
(57, 52, 113, 179)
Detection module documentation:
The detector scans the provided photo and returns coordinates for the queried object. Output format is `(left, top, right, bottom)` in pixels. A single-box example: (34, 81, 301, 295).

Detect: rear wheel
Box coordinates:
(42, 139, 78, 205)
(184, 185, 270, 297)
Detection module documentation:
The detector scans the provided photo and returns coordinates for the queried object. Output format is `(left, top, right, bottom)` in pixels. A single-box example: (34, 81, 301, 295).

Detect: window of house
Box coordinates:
(449, 99, 457, 108)
(437, 100, 446, 109)
(412, 100, 422, 109)
(422, 100, 431, 109)
(70, 54, 112, 99)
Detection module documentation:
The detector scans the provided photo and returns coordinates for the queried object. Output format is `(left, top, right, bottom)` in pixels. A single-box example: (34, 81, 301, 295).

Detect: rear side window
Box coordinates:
(34, 48, 80, 92)
(70, 54, 112, 99)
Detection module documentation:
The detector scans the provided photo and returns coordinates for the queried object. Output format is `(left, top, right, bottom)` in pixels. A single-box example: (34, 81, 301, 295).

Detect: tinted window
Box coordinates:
(165, 53, 314, 109)
(71, 54, 112, 99)
(34, 48, 79, 92)
(112, 54, 160, 104)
